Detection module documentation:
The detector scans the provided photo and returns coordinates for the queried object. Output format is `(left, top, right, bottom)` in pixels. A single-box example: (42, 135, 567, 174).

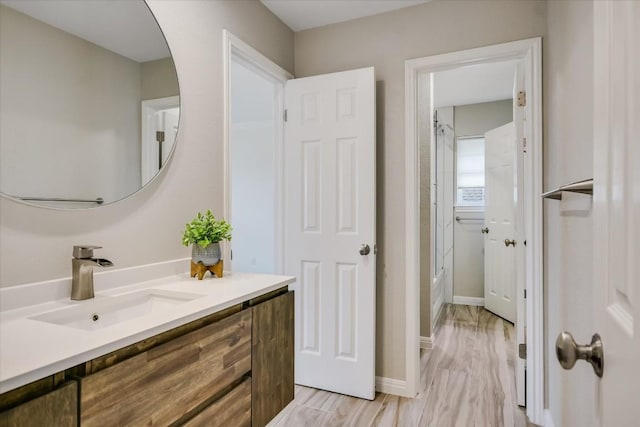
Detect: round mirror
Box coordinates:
(0, 0, 180, 208)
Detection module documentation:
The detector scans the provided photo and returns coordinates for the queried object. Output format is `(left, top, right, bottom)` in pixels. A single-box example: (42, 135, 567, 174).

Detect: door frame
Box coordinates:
(141, 95, 180, 186)
(404, 37, 543, 424)
(222, 30, 293, 272)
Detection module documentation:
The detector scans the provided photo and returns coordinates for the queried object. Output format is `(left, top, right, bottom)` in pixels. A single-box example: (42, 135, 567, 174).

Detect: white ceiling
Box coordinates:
(0, 0, 170, 63)
(261, 0, 431, 32)
(433, 61, 517, 108)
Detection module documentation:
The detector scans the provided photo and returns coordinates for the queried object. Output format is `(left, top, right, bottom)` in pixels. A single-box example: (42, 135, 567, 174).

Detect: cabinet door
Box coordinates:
(252, 291, 294, 426)
(80, 309, 251, 426)
(0, 381, 77, 427)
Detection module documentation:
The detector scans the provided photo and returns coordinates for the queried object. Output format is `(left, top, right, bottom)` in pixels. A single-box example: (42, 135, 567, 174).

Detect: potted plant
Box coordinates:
(182, 210, 232, 266)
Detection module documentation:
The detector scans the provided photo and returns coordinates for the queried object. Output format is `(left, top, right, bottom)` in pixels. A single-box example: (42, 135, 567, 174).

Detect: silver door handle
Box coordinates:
(555, 331, 604, 378)
(481, 227, 489, 234)
(359, 244, 370, 256)
(504, 239, 516, 247)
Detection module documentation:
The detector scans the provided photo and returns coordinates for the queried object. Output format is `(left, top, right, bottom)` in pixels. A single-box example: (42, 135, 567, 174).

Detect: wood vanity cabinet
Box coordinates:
(0, 287, 294, 426)
(0, 381, 77, 426)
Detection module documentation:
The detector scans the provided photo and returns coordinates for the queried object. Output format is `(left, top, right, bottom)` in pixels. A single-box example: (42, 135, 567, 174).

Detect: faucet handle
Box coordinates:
(73, 245, 102, 259)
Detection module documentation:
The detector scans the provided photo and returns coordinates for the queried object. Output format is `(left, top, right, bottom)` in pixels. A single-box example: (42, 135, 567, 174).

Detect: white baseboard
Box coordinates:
(543, 409, 555, 427)
(453, 296, 485, 306)
(420, 335, 433, 350)
(375, 376, 407, 396)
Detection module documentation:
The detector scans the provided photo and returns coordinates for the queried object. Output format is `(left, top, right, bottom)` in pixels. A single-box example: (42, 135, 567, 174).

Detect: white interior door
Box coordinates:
(284, 67, 376, 400)
(593, 0, 640, 423)
(484, 122, 517, 323)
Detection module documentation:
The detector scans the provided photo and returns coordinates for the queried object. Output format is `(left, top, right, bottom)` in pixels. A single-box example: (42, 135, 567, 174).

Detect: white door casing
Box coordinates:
(593, 1, 640, 424)
(405, 39, 543, 413)
(284, 67, 376, 400)
(513, 61, 527, 407)
(484, 122, 517, 323)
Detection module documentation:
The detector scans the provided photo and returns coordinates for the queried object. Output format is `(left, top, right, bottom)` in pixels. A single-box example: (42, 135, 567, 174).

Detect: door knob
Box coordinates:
(504, 239, 516, 247)
(555, 331, 604, 378)
(481, 227, 489, 234)
(359, 244, 371, 256)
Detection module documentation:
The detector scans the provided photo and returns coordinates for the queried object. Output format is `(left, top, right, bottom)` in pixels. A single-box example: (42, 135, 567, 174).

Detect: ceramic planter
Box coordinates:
(191, 242, 221, 266)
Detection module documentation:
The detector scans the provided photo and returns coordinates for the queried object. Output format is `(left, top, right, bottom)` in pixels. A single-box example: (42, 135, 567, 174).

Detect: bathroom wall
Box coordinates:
(0, 1, 294, 286)
(141, 57, 179, 100)
(544, 0, 596, 425)
(454, 99, 513, 138)
(0, 4, 141, 204)
(452, 99, 512, 300)
(294, 0, 546, 381)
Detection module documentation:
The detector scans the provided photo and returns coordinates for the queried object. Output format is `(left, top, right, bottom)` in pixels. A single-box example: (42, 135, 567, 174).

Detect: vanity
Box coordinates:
(0, 271, 295, 426)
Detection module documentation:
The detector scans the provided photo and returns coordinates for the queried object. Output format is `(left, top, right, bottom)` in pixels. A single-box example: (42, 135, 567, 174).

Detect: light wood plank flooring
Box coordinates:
(268, 304, 534, 427)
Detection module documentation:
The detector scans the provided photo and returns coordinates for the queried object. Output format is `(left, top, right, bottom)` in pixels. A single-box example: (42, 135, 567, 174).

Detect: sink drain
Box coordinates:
(91, 313, 100, 322)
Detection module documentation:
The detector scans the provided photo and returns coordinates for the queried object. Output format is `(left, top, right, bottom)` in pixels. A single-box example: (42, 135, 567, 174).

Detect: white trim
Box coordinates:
(420, 335, 433, 350)
(222, 30, 293, 274)
(375, 376, 407, 396)
(404, 37, 544, 425)
(141, 96, 180, 187)
(543, 409, 556, 427)
(432, 270, 445, 327)
(453, 296, 485, 306)
(404, 57, 421, 399)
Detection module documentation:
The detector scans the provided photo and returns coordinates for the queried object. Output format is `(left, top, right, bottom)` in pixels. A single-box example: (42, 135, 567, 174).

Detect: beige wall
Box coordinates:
(454, 99, 513, 137)
(295, 0, 546, 381)
(0, 1, 293, 286)
(544, 1, 596, 426)
(141, 57, 179, 100)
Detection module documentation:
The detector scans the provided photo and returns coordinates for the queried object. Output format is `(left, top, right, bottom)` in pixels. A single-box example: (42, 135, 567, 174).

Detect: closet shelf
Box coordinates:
(541, 179, 593, 200)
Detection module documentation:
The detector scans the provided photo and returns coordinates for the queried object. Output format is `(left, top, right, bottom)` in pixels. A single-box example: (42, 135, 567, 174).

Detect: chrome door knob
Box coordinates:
(359, 244, 371, 256)
(481, 227, 489, 234)
(504, 239, 517, 247)
(555, 331, 604, 378)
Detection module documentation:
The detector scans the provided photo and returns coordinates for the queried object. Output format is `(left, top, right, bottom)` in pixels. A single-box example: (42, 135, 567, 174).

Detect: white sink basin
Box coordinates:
(30, 289, 204, 331)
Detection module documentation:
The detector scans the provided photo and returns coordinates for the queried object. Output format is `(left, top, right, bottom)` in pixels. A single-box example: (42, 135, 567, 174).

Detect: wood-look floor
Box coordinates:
(268, 304, 534, 427)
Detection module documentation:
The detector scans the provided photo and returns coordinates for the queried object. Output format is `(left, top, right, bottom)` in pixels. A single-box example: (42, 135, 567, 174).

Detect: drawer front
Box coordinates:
(80, 309, 251, 426)
(183, 378, 251, 427)
(0, 381, 77, 427)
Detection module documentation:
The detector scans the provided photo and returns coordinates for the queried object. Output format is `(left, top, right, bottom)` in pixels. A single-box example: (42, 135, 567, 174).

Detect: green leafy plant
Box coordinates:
(182, 210, 232, 248)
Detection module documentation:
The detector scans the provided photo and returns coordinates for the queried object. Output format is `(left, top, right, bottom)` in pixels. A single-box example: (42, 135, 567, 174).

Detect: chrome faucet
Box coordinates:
(71, 245, 114, 300)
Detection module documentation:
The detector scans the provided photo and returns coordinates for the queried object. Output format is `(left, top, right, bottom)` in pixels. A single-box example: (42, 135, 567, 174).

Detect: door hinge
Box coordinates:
(518, 343, 527, 360)
(524, 289, 527, 299)
(523, 137, 527, 149)
(230, 250, 233, 261)
(374, 244, 378, 255)
(517, 91, 526, 107)
(284, 109, 288, 122)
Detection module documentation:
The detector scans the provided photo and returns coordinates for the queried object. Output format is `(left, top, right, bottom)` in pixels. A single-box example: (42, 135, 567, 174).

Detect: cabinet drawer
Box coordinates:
(80, 309, 251, 426)
(183, 377, 251, 427)
(0, 381, 77, 427)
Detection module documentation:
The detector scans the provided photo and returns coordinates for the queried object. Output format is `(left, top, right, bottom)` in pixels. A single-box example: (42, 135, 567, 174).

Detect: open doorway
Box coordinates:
(405, 38, 543, 423)
(223, 30, 292, 274)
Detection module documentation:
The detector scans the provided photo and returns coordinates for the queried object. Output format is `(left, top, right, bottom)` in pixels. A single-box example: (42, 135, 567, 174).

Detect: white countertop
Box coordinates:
(0, 270, 295, 393)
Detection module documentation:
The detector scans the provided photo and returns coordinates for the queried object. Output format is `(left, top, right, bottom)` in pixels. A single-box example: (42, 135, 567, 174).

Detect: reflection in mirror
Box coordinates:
(0, 0, 179, 208)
